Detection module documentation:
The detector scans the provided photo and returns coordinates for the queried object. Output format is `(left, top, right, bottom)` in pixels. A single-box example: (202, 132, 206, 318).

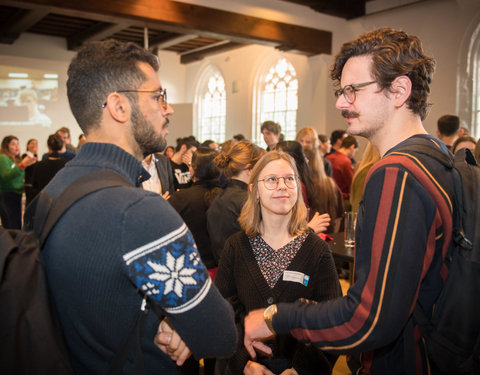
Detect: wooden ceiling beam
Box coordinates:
(3, 0, 332, 55)
(152, 34, 197, 50)
(0, 8, 49, 43)
(180, 41, 245, 64)
(281, 0, 366, 19)
(67, 22, 130, 50)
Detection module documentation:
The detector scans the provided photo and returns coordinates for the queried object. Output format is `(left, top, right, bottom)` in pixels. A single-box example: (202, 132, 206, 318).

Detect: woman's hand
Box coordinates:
(154, 318, 191, 366)
(19, 154, 37, 169)
(244, 360, 275, 375)
(161, 191, 171, 200)
(279, 368, 299, 375)
(307, 212, 331, 233)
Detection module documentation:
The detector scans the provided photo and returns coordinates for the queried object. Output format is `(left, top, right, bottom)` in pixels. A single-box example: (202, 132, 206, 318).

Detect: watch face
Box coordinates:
(268, 304, 277, 315)
(265, 304, 277, 319)
(264, 304, 277, 334)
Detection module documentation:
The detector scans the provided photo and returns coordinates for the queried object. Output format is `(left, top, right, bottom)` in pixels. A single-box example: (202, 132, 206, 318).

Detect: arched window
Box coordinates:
(194, 65, 226, 143)
(253, 57, 298, 147)
(457, 19, 480, 138)
(474, 47, 480, 137)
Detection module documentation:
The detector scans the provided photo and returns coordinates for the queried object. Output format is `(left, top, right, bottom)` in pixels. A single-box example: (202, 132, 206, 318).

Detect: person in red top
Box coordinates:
(325, 135, 358, 199)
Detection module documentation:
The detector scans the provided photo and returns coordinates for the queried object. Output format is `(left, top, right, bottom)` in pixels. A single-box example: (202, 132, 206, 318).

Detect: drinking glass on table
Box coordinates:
(344, 211, 357, 247)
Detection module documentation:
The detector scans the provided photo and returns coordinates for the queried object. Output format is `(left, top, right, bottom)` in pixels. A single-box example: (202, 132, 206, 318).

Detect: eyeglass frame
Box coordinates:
(334, 80, 377, 104)
(257, 175, 298, 190)
(101, 88, 167, 109)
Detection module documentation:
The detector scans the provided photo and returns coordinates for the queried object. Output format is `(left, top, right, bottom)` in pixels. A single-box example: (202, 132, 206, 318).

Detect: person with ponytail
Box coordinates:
(207, 140, 265, 261)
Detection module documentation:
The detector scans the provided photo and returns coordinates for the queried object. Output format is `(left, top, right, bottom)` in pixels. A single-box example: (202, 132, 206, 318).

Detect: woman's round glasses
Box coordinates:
(258, 175, 297, 190)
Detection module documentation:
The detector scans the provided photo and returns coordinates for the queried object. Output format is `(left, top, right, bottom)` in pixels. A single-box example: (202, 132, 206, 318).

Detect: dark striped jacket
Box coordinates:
(273, 134, 455, 375)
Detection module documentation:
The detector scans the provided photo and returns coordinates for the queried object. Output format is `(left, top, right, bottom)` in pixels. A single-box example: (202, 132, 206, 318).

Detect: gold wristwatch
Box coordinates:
(264, 304, 277, 334)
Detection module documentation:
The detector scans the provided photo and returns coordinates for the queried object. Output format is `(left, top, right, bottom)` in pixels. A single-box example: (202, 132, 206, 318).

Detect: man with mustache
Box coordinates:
(40, 39, 236, 374)
(244, 27, 457, 374)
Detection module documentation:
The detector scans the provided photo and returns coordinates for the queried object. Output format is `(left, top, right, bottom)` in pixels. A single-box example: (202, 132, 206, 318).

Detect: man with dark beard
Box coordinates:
(40, 39, 237, 375)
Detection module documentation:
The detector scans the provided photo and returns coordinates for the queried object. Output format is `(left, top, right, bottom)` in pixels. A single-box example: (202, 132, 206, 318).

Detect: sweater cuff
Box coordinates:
(272, 302, 293, 334)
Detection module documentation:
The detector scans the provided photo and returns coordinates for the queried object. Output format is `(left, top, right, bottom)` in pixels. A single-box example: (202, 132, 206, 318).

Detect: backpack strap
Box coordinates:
(25, 170, 149, 375)
(38, 170, 132, 247)
(452, 148, 479, 254)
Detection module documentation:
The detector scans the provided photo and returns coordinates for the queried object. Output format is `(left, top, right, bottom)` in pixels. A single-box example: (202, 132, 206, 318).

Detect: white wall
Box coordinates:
(182, 0, 480, 146)
(1, 0, 479, 154)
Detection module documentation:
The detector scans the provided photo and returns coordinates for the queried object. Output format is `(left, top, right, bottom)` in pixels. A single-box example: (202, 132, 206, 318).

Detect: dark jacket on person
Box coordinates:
(30, 154, 67, 201)
(206, 179, 248, 261)
(215, 231, 341, 375)
(169, 179, 221, 269)
(153, 152, 175, 195)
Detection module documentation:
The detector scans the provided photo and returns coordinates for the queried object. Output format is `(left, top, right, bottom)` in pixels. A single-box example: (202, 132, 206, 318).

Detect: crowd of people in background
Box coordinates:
(3, 114, 478, 233)
(2, 29, 480, 375)
(0, 126, 87, 229)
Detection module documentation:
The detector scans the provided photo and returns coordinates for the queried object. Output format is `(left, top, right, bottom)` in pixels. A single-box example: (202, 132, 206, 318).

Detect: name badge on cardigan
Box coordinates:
(283, 270, 310, 286)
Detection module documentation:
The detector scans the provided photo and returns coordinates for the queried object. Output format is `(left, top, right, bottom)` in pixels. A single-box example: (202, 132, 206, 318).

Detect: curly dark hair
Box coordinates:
(67, 39, 159, 134)
(330, 27, 436, 120)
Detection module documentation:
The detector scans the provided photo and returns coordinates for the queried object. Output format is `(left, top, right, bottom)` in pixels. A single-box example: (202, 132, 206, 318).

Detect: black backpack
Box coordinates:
(0, 170, 148, 375)
(392, 141, 480, 374)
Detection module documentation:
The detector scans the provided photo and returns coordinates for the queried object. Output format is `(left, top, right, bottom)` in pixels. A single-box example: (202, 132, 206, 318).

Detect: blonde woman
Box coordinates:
(350, 143, 381, 212)
(296, 127, 344, 232)
(215, 151, 341, 375)
(207, 140, 266, 261)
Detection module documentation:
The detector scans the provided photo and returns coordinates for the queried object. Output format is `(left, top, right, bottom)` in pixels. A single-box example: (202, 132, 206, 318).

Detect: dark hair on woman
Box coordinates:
(330, 27, 436, 121)
(192, 147, 220, 181)
(1, 135, 20, 163)
(233, 134, 245, 141)
(26, 139, 37, 147)
(47, 133, 64, 154)
(191, 147, 222, 205)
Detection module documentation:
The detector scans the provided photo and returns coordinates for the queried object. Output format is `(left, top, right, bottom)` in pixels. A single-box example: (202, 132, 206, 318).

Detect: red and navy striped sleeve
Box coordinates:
(272, 154, 452, 354)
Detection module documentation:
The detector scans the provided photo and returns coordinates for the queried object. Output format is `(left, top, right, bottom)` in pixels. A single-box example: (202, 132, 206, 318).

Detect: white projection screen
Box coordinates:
(0, 56, 78, 157)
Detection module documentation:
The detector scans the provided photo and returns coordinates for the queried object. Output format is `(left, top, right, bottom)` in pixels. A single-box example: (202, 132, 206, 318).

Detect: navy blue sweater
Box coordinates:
(43, 142, 236, 375)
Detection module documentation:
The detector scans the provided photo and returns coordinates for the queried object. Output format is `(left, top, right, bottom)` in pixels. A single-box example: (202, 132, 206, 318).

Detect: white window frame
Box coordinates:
(457, 19, 480, 138)
(252, 56, 298, 147)
(194, 64, 227, 143)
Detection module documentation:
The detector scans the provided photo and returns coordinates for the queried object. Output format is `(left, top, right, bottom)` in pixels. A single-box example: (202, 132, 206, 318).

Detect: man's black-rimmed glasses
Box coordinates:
(334, 81, 377, 104)
(101, 88, 167, 109)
